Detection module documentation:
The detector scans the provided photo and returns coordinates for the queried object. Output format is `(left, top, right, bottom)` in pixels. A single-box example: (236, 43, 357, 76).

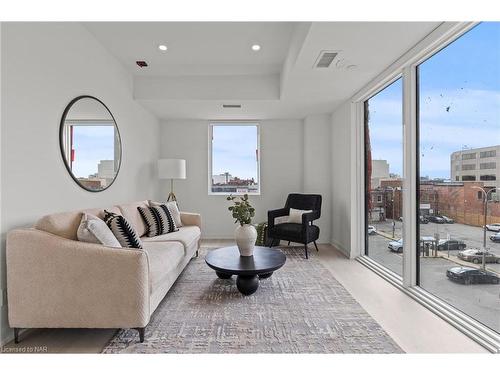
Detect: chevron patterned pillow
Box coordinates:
(103, 210, 143, 249)
(138, 205, 178, 237)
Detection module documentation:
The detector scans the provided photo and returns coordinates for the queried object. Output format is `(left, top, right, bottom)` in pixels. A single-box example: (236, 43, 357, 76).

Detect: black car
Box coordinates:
(440, 215, 454, 224)
(437, 239, 466, 250)
(446, 267, 500, 284)
(428, 215, 445, 224)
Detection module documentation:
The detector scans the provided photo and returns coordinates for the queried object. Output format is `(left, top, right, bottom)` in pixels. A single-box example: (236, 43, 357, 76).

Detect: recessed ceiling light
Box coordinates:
(158, 44, 168, 51)
(251, 44, 261, 51)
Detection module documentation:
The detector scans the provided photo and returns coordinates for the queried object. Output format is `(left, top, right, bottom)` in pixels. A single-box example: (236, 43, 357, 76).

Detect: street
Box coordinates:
(367, 220, 500, 333)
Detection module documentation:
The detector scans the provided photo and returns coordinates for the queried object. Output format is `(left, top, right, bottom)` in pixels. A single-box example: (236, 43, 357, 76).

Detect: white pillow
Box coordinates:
(288, 208, 313, 224)
(77, 213, 122, 248)
(149, 200, 183, 228)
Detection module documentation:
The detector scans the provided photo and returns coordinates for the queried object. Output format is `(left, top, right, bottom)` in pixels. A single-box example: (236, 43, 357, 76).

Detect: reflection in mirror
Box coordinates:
(60, 96, 121, 191)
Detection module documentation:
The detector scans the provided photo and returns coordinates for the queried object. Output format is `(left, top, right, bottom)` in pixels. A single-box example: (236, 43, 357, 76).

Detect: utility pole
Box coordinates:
(473, 186, 497, 271)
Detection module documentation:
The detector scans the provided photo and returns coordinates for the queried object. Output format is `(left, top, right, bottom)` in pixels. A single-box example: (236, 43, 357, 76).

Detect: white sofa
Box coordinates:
(6, 200, 201, 343)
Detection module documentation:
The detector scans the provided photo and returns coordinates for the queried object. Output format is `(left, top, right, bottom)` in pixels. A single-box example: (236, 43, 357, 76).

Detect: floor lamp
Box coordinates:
(158, 159, 186, 202)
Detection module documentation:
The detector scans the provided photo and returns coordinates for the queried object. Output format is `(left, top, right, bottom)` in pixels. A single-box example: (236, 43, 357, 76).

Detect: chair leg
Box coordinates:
(314, 241, 319, 252)
(304, 244, 309, 259)
(287, 241, 290, 246)
(14, 328, 20, 344)
(136, 327, 145, 343)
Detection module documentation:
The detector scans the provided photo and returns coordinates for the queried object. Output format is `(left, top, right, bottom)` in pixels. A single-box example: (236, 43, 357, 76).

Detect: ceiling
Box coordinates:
(83, 22, 441, 120)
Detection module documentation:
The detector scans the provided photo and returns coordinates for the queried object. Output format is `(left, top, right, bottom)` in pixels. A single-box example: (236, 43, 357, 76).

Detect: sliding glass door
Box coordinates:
(417, 22, 500, 333)
(364, 78, 404, 276)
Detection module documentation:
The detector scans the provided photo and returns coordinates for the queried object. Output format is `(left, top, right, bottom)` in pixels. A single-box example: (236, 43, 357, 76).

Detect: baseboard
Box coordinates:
(329, 238, 351, 258)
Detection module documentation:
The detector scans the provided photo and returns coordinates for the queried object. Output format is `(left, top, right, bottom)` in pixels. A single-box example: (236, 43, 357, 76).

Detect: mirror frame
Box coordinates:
(59, 95, 122, 192)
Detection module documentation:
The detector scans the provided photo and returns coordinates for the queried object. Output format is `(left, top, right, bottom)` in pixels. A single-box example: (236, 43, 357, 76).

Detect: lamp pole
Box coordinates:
(472, 186, 497, 271)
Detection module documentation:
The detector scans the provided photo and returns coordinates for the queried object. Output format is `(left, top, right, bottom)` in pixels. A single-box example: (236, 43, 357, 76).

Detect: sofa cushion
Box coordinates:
(77, 213, 122, 248)
(142, 241, 185, 291)
(35, 206, 121, 240)
(142, 226, 201, 250)
(138, 205, 178, 237)
(118, 201, 149, 237)
(149, 201, 183, 228)
(103, 211, 143, 249)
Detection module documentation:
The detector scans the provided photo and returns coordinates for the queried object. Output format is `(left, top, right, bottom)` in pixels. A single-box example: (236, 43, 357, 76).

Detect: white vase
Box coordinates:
(235, 224, 257, 256)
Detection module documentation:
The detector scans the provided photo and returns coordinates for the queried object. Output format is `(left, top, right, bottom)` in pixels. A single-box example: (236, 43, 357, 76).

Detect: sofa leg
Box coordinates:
(287, 241, 290, 246)
(14, 328, 20, 344)
(314, 241, 319, 252)
(196, 250, 199, 257)
(136, 327, 145, 343)
(304, 244, 309, 259)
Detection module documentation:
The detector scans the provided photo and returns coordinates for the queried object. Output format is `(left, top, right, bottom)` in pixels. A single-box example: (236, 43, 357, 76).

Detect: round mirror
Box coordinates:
(59, 96, 122, 192)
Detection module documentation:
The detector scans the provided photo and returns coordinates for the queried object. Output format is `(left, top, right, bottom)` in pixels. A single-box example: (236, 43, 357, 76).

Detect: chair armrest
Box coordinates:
(268, 208, 289, 230)
(180, 212, 201, 228)
(302, 210, 321, 225)
(6, 228, 150, 329)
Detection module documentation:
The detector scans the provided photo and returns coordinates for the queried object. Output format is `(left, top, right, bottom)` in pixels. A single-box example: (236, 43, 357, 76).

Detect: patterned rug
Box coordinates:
(102, 247, 403, 353)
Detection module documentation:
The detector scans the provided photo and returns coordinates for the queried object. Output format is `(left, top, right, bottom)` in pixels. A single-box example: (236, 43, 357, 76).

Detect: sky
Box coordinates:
(72, 125, 116, 178)
(368, 22, 500, 179)
(212, 124, 259, 181)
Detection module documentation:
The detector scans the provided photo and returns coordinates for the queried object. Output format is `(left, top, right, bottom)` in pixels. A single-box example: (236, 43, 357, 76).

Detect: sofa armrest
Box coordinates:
(6, 228, 150, 329)
(180, 212, 201, 228)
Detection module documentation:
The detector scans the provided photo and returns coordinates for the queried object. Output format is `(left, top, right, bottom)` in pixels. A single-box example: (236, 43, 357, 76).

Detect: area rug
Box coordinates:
(102, 247, 403, 353)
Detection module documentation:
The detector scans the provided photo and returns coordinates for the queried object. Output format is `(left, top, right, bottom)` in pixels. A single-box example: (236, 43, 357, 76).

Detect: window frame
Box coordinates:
(352, 22, 500, 352)
(208, 121, 261, 196)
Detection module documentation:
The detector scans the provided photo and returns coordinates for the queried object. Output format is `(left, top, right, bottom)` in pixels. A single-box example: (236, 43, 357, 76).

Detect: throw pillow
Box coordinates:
(103, 210, 143, 249)
(138, 205, 178, 237)
(77, 213, 122, 248)
(288, 208, 313, 224)
(149, 200, 183, 228)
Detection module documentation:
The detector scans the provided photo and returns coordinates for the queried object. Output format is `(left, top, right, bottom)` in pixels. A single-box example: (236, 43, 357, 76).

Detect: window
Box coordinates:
(462, 152, 476, 160)
(364, 78, 403, 276)
(480, 150, 496, 158)
(480, 175, 496, 181)
(417, 23, 500, 334)
(461, 175, 476, 181)
(461, 164, 475, 170)
(480, 162, 496, 169)
(209, 123, 260, 195)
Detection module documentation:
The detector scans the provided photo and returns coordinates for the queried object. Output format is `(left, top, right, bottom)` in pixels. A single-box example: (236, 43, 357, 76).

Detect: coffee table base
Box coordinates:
(216, 271, 232, 279)
(236, 275, 259, 295)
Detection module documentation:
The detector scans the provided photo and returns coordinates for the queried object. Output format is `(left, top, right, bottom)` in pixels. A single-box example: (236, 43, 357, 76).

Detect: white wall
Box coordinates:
(160, 119, 305, 238)
(330, 102, 352, 257)
(303, 114, 332, 243)
(0, 23, 161, 345)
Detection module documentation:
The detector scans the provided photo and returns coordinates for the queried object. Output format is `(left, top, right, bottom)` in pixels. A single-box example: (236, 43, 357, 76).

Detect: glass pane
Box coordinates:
(365, 78, 404, 276)
(418, 22, 500, 333)
(210, 123, 260, 194)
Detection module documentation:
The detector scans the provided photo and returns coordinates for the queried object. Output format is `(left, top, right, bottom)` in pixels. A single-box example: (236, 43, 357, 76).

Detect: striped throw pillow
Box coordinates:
(137, 205, 178, 237)
(103, 210, 143, 249)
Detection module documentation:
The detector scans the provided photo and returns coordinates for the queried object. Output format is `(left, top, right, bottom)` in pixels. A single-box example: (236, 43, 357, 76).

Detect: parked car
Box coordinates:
(367, 225, 376, 235)
(457, 249, 500, 264)
(485, 223, 500, 232)
(446, 267, 500, 285)
(437, 239, 466, 250)
(490, 232, 500, 243)
(428, 215, 446, 224)
(440, 215, 454, 224)
(388, 239, 403, 253)
(419, 216, 429, 224)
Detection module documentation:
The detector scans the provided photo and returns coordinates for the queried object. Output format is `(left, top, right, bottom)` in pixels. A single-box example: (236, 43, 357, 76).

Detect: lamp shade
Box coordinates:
(158, 159, 186, 179)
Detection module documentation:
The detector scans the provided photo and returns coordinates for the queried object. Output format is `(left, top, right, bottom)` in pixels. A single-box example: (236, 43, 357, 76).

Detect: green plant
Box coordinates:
(227, 194, 255, 226)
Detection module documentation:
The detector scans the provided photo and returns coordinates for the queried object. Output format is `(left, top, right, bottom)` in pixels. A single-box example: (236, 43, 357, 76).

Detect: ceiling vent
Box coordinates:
(222, 104, 242, 108)
(314, 51, 339, 68)
(136, 60, 148, 68)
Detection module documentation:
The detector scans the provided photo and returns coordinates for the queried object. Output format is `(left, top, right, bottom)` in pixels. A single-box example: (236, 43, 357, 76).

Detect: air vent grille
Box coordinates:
(314, 51, 338, 68)
(222, 104, 242, 108)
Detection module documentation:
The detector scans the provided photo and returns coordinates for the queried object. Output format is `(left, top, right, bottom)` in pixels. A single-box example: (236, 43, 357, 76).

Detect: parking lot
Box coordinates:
(367, 220, 500, 333)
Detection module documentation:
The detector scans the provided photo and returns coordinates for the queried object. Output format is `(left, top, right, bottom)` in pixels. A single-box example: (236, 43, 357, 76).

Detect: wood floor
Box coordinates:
(1, 240, 487, 353)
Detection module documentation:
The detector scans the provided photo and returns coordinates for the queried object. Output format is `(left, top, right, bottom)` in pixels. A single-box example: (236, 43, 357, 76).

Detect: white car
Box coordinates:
(388, 239, 403, 253)
(485, 223, 500, 232)
(367, 225, 376, 235)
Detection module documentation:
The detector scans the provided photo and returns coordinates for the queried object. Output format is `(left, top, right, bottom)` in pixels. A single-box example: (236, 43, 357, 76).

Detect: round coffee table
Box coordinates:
(205, 246, 286, 295)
